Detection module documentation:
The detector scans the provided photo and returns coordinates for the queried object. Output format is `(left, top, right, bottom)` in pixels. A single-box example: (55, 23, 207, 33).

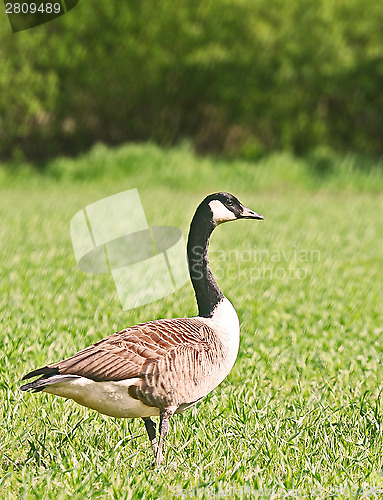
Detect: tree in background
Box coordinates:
(1, 0, 383, 161)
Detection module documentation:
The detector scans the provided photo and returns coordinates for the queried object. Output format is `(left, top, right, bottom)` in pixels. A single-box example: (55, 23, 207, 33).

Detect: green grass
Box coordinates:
(1, 143, 383, 498)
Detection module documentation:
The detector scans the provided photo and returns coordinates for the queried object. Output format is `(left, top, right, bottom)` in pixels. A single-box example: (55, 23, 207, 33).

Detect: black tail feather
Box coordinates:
(20, 374, 80, 392)
(21, 365, 59, 381)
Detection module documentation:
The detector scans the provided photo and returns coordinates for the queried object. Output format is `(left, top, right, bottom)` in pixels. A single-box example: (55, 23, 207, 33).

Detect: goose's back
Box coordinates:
(46, 317, 229, 409)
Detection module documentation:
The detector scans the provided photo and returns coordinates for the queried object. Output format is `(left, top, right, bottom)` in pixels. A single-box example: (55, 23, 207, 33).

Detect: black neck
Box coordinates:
(187, 206, 224, 317)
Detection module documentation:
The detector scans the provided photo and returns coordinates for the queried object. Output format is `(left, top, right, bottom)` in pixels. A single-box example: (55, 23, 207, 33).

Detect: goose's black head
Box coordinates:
(188, 192, 264, 317)
(201, 192, 264, 226)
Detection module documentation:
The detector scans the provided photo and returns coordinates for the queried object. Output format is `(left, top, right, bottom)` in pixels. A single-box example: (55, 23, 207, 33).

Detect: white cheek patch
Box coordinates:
(208, 200, 236, 224)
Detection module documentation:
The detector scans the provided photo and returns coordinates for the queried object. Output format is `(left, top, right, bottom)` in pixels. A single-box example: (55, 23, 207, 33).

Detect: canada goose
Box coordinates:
(21, 192, 263, 465)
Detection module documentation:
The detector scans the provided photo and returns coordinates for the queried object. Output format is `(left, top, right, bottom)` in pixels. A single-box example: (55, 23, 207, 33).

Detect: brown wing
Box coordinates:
(48, 318, 215, 382)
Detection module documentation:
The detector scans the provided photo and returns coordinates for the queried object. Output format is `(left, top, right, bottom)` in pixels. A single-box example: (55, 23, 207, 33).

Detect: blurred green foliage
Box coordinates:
(1, 0, 383, 160)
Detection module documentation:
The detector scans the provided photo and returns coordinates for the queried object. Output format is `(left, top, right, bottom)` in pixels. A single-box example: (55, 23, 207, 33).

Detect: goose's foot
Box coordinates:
(155, 407, 176, 466)
(143, 417, 158, 458)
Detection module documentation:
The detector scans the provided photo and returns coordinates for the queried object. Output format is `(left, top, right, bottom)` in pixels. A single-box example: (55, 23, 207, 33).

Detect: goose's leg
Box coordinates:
(156, 408, 175, 465)
(142, 417, 158, 458)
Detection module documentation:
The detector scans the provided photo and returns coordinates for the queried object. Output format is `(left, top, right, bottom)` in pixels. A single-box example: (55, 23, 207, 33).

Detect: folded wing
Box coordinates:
(22, 318, 215, 384)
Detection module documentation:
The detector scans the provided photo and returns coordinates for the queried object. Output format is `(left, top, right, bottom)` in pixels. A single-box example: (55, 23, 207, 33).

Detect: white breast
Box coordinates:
(199, 297, 240, 377)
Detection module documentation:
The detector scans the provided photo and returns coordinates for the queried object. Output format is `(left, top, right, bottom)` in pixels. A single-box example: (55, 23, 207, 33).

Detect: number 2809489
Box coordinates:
(5, 3, 62, 14)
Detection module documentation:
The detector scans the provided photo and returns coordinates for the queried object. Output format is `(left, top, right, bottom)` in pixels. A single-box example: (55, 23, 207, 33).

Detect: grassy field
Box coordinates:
(1, 143, 383, 498)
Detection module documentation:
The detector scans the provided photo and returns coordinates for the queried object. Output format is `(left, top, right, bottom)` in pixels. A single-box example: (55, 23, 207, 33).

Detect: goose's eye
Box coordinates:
(226, 199, 233, 206)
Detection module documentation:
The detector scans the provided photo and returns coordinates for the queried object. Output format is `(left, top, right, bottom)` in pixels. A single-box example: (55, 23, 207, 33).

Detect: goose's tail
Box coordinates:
(20, 366, 78, 392)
